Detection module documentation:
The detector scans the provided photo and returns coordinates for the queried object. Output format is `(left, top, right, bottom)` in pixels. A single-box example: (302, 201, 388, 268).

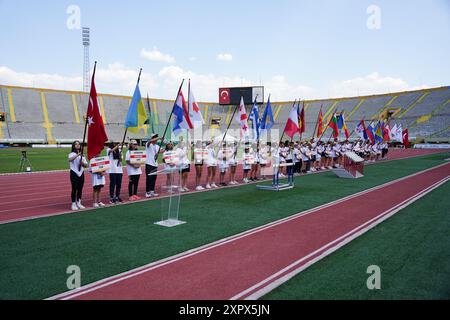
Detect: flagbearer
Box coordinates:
(107, 142, 124, 204)
(145, 134, 163, 198)
(68, 141, 88, 211)
(126, 140, 142, 201)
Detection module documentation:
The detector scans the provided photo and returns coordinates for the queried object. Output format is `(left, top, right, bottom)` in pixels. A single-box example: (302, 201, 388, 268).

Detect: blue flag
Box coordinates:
(260, 97, 274, 131)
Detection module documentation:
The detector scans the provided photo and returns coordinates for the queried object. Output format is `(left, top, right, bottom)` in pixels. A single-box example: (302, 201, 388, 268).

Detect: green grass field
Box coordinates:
(0, 148, 71, 173)
(0, 153, 448, 299)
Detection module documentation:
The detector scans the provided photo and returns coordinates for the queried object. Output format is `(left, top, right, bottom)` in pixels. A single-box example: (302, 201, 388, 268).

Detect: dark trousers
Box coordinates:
(294, 160, 302, 173)
(70, 170, 84, 203)
(382, 148, 388, 158)
(128, 175, 140, 197)
(146, 164, 158, 192)
(109, 173, 123, 199)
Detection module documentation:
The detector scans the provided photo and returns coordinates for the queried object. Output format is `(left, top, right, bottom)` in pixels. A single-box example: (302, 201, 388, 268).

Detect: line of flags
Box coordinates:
(83, 65, 411, 163)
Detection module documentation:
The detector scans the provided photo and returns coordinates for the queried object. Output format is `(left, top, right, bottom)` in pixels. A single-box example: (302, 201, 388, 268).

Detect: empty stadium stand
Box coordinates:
(0, 84, 449, 144)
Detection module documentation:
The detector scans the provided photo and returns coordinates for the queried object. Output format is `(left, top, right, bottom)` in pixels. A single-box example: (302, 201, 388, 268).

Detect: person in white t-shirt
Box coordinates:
(242, 144, 253, 183)
(89, 156, 106, 208)
(68, 140, 88, 211)
(218, 143, 230, 187)
(176, 140, 191, 192)
(126, 140, 142, 201)
(228, 142, 239, 185)
(107, 141, 124, 204)
(193, 140, 205, 190)
(205, 141, 218, 189)
(145, 134, 163, 198)
(163, 142, 177, 193)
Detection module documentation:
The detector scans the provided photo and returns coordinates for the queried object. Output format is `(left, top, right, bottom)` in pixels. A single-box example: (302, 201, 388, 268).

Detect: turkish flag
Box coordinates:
(219, 88, 230, 105)
(402, 128, 409, 149)
(87, 72, 108, 159)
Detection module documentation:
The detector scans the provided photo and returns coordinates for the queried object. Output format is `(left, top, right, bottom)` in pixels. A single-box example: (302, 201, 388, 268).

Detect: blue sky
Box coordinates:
(0, 0, 449, 101)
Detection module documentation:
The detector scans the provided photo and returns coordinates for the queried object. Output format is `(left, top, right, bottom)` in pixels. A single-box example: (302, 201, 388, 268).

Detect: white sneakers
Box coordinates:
(211, 183, 218, 188)
(71, 201, 85, 211)
(205, 184, 211, 189)
(243, 178, 249, 184)
(93, 202, 105, 208)
(77, 201, 85, 209)
(196, 186, 205, 191)
(145, 191, 159, 198)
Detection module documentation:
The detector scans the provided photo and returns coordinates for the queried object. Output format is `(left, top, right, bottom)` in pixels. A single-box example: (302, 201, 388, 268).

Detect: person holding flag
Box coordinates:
(76, 62, 108, 209)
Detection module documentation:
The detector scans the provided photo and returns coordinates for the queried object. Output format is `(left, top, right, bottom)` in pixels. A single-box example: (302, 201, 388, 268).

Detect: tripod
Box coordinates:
(18, 150, 33, 172)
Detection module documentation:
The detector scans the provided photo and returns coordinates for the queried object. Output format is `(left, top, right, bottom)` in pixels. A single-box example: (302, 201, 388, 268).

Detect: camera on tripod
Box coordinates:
(18, 150, 33, 173)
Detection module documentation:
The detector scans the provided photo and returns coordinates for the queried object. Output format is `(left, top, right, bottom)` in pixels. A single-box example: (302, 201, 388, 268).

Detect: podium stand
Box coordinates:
(332, 151, 365, 179)
(151, 166, 186, 228)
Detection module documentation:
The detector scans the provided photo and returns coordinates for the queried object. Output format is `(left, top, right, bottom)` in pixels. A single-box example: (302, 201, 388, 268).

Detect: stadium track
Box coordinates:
(0, 148, 445, 225)
(47, 157, 450, 300)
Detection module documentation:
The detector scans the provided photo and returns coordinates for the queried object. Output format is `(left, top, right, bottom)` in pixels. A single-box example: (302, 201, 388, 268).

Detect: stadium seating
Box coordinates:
(0, 84, 449, 143)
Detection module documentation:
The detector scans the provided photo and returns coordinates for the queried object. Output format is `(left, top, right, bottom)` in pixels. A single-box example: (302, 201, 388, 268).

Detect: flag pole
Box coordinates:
(146, 93, 155, 134)
(279, 99, 297, 143)
(232, 97, 252, 161)
(157, 79, 185, 160)
(78, 61, 97, 171)
(220, 98, 240, 147)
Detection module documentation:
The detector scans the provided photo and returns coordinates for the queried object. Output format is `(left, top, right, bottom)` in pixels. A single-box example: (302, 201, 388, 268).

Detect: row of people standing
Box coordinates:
(68, 134, 164, 210)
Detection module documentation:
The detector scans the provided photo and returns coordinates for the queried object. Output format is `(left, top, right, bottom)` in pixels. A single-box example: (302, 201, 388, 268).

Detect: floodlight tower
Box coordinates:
(82, 27, 90, 92)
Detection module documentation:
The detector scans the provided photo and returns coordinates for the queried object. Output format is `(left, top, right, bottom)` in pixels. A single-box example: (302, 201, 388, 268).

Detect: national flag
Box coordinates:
(375, 121, 384, 142)
(328, 113, 339, 139)
(355, 120, 368, 140)
(188, 85, 204, 129)
(389, 123, 398, 140)
(382, 122, 390, 141)
(125, 84, 148, 134)
(366, 122, 375, 143)
(283, 104, 300, 138)
(340, 113, 350, 139)
(236, 96, 249, 139)
(392, 124, 403, 142)
(86, 70, 108, 160)
(260, 97, 274, 132)
(402, 128, 409, 148)
(316, 108, 323, 138)
(297, 102, 306, 134)
(249, 98, 260, 141)
(172, 91, 193, 136)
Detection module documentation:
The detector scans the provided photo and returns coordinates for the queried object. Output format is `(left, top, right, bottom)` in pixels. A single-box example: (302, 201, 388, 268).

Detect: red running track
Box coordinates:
(0, 148, 445, 225)
(48, 161, 450, 300)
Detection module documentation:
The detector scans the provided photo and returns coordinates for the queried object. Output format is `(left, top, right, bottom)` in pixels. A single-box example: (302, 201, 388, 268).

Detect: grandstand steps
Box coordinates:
(348, 99, 365, 119)
(371, 95, 398, 120)
(397, 92, 430, 119)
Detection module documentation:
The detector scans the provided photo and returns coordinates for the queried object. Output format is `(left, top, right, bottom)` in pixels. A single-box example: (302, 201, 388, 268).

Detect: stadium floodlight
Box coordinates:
(82, 27, 90, 46)
(82, 27, 90, 92)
